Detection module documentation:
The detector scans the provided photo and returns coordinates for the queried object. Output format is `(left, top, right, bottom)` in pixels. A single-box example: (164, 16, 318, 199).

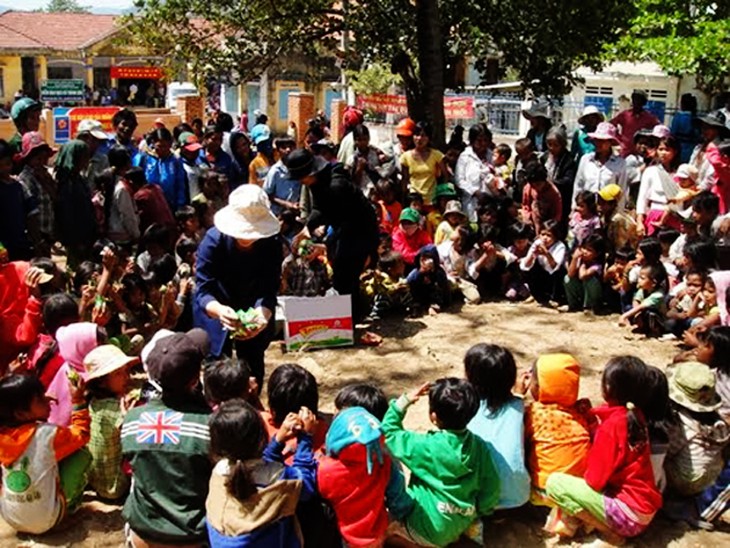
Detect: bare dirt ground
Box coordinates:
(2, 301, 730, 547)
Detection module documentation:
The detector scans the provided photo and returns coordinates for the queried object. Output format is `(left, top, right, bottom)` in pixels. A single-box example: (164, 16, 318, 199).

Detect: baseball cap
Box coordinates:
(598, 184, 622, 202)
(178, 131, 203, 152)
(399, 207, 421, 224)
(77, 119, 110, 140)
(251, 123, 271, 145)
(145, 328, 209, 393)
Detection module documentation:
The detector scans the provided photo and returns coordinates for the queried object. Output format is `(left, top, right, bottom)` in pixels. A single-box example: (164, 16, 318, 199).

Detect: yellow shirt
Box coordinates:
(249, 153, 272, 187)
(401, 149, 444, 204)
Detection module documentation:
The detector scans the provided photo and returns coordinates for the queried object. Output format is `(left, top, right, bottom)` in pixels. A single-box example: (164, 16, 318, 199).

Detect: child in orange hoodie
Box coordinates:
(0, 374, 91, 534)
(522, 353, 592, 504)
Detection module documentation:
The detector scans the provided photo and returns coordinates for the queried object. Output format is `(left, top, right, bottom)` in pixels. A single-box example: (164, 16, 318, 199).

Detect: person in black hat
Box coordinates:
(285, 148, 379, 321)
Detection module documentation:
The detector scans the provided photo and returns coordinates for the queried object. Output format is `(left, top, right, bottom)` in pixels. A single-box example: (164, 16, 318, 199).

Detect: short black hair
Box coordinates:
(125, 166, 146, 188)
(148, 253, 178, 285)
(216, 112, 234, 133)
(495, 143, 512, 161)
(683, 237, 716, 271)
(523, 161, 547, 183)
(692, 190, 720, 216)
(142, 223, 172, 251)
(514, 138, 533, 153)
(204, 357, 254, 406)
(176, 236, 198, 260)
(464, 344, 517, 413)
(73, 261, 101, 294)
(42, 293, 79, 335)
(541, 219, 563, 241)
(615, 246, 636, 262)
(335, 383, 388, 420)
(267, 363, 318, 425)
(657, 228, 680, 246)
(0, 139, 13, 161)
(467, 124, 492, 145)
(175, 205, 197, 222)
(108, 145, 132, 170)
(378, 251, 403, 272)
(508, 221, 533, 242)
(0, 375, 45, 426)
(112, 108, 138, 128)
(429, 378, 479, 430)
(274, 136, 296, 149)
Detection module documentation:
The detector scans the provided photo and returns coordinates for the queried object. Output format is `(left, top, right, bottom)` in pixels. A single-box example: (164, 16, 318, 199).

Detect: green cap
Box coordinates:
(11, 98, 42, 122)
(399, 207, 421, 224)
(668, 362, 722, 413)
(434, 183, 457, 199)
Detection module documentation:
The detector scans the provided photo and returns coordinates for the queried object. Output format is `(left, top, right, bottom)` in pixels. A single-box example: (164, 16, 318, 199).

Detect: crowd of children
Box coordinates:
(2, 95, 730, 545)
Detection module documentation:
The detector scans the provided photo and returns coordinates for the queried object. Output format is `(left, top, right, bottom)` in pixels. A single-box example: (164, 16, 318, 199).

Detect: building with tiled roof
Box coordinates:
(0, 10, 163, 105)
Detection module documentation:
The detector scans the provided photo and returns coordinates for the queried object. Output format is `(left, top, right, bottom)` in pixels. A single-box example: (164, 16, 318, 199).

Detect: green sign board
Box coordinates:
(40, 79, 85, 103)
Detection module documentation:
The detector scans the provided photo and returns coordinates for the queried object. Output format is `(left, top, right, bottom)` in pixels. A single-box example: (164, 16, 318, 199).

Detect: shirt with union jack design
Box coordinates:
(121, 397, 211, 544)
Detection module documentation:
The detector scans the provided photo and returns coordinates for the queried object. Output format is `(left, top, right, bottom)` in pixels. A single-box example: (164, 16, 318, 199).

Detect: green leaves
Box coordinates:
(610, 0, 730, 95)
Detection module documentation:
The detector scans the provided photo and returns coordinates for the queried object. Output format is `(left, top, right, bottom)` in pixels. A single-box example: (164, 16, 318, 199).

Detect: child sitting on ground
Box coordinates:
(545, 356, 662, 543)
(121, 329, 212, 547)
(281, 239, 331, 297)
(683, 274, 723, 348)
(383, 378, 499, 547)
(203, 357, 262, 411)
(521, 353, 592, 504)
(563, 233, 606, 313)
(665, 270, 706, 337)
(619, 264, 668, 337)
(0, 374, 91, 534)
(118, 273, 156, 344)
(521, 162, 562, 237)
(465, 344, 530, 509)
(620, 237, 663, 311)
(392, 207, 432, 270)
(361, 251, 413, 320)
(84, 345, 137, 501)
(503, 222, 533, 301)
(603, 247, 635, 311)
(260, 363, 330, 461)
(318, 384, 412, 548)
(492, 143, 512, 189)
(438, 226, 481, 305)
(519, 220, 567, 305)
(205, 399, 317, 547)
(406, 244, 450, 315)
(567, 191, 601, 252)
(691, 327, 730, 527)
(664, 362, 730, 497)
(434, 200, 468, 245)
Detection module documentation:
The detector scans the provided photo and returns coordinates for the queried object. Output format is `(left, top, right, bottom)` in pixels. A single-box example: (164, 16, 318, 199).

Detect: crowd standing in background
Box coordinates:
(1, 91, 730, 547)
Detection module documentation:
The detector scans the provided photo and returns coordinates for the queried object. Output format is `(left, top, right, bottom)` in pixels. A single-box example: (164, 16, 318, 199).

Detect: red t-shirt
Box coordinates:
(586, 405, 662, 516)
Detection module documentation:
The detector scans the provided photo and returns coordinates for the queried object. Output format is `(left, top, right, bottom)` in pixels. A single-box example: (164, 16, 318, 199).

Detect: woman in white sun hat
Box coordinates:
(194, 184, 282, 387)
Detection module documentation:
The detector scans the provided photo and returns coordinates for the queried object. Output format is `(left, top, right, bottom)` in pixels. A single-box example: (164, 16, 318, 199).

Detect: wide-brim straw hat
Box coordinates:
(83, 344, 139, 382)
(214, 185, 280, 240)
(522, 101, 551, 121)
(668, 362, 722, 413)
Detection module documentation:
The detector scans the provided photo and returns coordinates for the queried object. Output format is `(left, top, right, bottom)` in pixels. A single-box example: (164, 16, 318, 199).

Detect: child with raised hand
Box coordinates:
(206, 399, 317, 547)
(562, 233, 606, 313)
(0, 374, 91, 534)
(383, 378, 499, 547)
(521, 353, 592, 506)
(619, 264, 668, 337)
(318, 383, 413, 547)
(544, 356, 662, 544)
(83, 345, 137, 501)
(465, 344, 530, 509)
(203, 356, 262, 411)
(519, 219, 567, 304)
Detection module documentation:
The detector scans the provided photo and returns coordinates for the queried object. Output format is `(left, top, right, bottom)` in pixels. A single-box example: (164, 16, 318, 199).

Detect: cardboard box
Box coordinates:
(280, 295, 354, 351)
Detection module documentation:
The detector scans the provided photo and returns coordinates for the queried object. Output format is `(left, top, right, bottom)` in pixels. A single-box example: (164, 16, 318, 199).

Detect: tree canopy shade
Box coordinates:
(127, 0, 635, 143)
(606, 0, 730, 96)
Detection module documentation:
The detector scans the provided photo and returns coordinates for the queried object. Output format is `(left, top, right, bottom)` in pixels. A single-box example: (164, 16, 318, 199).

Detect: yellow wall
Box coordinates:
(0, 56, 23, 104)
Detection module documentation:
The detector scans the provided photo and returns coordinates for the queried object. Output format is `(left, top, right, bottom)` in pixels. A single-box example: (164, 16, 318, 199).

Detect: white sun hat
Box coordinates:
(214, 184, 281, 240)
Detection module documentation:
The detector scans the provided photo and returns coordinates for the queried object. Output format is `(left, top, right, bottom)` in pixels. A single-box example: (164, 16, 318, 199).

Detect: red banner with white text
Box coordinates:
(357, 94, 474, 119)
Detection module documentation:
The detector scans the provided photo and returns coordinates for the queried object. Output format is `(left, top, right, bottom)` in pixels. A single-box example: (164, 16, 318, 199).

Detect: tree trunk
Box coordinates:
(414, 0, 446, 148)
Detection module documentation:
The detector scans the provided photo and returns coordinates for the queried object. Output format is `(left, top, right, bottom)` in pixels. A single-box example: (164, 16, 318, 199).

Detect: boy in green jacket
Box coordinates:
(383, 378, 500, 546)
